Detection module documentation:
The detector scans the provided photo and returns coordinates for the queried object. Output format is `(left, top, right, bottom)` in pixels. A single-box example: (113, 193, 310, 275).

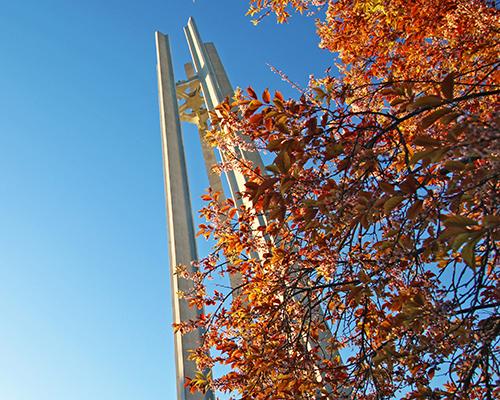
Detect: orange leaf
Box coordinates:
(247, 86, 257, 99)
(274, 90, 284, 102)
(249, 113, 264, 125)
(262, 88, 271, 103)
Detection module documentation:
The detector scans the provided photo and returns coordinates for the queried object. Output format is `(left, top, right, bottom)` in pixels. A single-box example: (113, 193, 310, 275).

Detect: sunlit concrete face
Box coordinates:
(156, 22, 267, 400)
(184, 19, 269, 250)
(156, 18, 269, 400)
(155, 30, 212, 400)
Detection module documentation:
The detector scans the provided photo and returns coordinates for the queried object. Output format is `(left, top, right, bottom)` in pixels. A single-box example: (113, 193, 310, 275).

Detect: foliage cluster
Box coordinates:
(179, 1, 500, 398)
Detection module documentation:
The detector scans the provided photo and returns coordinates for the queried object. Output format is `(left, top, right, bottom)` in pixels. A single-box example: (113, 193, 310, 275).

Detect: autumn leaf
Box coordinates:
(384, 195, 405, 214)
(247, 86, 257, 99)
(441, 73, 455, 100)
(461, 239, 476, 268)
(408, 95, 442, 110)
(420, 108, 453, 129)
(258, 89, 269, 104)
(443, 214, 478, 227)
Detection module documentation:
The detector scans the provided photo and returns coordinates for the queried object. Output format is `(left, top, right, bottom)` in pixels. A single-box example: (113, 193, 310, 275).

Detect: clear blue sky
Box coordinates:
(0, 1, 330, 398)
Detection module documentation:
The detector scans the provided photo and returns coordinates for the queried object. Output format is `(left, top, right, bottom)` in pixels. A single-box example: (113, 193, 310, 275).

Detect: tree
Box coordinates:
(178, 1, 500, 398)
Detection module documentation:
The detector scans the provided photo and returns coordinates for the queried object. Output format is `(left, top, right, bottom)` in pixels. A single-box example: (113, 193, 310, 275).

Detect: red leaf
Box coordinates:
(262, 88, 271, 103)
(247, 86, 257, 99)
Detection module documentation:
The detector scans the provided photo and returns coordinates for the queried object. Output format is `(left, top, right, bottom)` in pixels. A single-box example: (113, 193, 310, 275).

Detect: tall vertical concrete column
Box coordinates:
(184, 17, 270, 239)
(204, 42, 266, 174)
(181, 62, 226, 199)
(184, 18, 249, 206)
(204, 41, 269, 232)
(181, 62, 244, 292)
(155, 31, 213, 400)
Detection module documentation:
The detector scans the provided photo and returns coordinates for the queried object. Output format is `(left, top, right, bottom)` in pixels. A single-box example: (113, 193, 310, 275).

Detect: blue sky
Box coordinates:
(0, 1, 330, 398)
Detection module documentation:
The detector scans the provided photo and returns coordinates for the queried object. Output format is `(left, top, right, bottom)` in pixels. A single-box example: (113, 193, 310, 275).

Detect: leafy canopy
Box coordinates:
(180, 1, 500, 398)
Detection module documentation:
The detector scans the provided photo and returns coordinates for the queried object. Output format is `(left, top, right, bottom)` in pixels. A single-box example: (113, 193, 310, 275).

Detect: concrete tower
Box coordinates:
(155, 17, 266, 400)
(156, 18, 337, 400)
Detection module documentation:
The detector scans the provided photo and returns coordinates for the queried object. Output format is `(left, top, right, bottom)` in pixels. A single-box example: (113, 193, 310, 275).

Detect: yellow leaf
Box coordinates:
(313, 87, 326, 100)
(275, 150, 291, 173)
(248, 99, 262, 110)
